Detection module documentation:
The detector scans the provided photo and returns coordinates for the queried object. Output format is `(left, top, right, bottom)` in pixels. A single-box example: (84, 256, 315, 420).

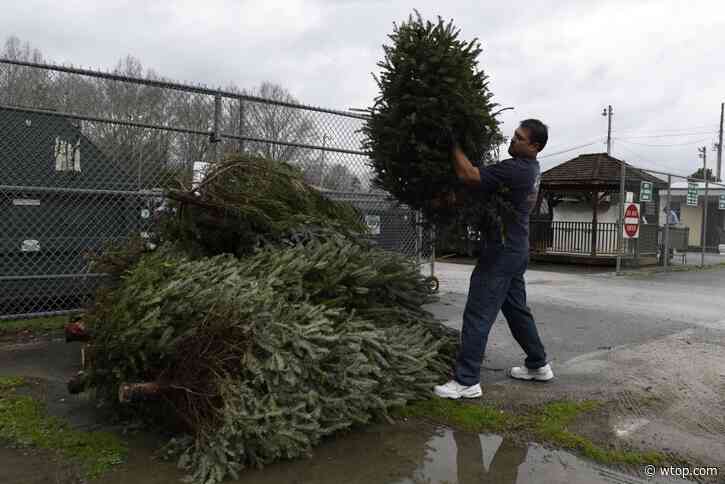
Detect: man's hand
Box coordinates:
(452, 145, 481, 187)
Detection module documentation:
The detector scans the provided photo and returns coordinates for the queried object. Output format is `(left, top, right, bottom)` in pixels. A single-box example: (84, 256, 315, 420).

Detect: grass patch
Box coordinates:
(0, 315, 68, 335)
(532, 401, 667, 466)
(398, 397, 671, 468)
(0, 376, 126, 478)
(0, 376, 26, 391)
(394, 398, 510, 433)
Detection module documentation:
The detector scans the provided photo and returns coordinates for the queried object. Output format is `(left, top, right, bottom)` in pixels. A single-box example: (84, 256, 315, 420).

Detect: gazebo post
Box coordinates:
(591, 190, 598, 256)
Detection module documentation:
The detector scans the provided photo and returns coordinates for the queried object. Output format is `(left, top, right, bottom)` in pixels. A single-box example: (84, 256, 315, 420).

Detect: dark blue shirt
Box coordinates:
(476, 157, 540, 253)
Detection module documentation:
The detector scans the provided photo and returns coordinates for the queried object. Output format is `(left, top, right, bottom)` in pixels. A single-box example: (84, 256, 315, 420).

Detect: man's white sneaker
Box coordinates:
(509, 363, 554, 382)
(433, 380, 482, 399)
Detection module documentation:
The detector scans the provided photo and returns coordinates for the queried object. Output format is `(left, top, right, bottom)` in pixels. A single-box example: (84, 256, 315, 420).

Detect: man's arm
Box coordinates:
(452, 145, 511, 194)
(453, 145, 481, 187)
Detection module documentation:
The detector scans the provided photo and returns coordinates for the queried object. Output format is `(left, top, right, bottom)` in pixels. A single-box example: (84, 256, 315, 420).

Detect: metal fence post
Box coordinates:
(137, 129, 143, 191)
(415, 211, 422, 267)
(137, 133, 144, 238)
(238, 98, 245, 154)
(702, 176, 709, 267)
(213, 92, 221, 162)
(318, 134, 328, 188)
(430, 225, 436, 278)
(616, 159, 626, 274)
(664, 175, 671, 271)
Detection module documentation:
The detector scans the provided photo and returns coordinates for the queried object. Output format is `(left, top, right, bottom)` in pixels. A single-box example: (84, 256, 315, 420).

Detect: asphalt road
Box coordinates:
(427, 262, 723, 379)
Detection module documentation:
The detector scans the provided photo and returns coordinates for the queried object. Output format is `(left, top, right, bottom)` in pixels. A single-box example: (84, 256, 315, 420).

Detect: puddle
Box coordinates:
(0, 339, 686, 484)
(219, 424, 663, 484)
(0, 422, 672, 484)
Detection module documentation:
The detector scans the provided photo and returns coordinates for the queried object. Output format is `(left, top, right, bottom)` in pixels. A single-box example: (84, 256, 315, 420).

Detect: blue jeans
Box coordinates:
(454, 250, 548, 386)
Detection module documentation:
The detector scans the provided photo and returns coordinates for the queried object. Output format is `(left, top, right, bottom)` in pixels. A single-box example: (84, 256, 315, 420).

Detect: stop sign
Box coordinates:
(624, 203, 640, 239)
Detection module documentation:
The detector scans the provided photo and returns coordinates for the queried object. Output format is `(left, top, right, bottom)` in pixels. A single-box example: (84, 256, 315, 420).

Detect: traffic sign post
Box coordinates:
(687, 183, 699, 206)
(640, 181, 653, 202)
(623, 202, 640, 239)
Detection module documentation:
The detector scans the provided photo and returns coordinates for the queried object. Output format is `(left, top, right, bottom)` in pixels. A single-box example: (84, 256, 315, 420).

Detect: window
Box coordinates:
(54, 136, 81, 172)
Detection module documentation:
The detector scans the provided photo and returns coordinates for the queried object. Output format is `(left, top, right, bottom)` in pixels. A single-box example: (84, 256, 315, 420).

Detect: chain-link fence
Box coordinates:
(636, 167, 725, 270)
(0, 58, 432, 320)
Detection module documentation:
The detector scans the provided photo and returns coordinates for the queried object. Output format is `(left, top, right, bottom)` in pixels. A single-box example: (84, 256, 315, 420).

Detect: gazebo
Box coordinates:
(530, 153, 668, 266)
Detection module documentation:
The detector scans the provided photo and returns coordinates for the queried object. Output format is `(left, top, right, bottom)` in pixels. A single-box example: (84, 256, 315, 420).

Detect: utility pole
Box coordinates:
(603, 105, 625, 274)
(717, 102, 723, 182)
(698, 146, 708, 267)
(602, 105, 613, 155)
(698, 146, 707, 179)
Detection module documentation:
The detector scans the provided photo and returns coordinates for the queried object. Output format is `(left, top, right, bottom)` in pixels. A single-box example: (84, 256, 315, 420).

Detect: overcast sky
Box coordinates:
(2, 0, 724, 177)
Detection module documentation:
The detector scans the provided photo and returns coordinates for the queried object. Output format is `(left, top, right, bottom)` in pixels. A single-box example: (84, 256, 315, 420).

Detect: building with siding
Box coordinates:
(658, 182, 725, 251)
(532, 153, 667, 266)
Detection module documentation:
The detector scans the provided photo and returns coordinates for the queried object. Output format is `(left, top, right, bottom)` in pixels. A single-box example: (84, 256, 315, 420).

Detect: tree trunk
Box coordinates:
(118, 382, 167, 403)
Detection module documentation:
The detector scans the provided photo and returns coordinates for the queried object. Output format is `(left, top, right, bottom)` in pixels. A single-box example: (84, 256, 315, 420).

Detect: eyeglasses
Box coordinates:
(513, 131, 530, 143)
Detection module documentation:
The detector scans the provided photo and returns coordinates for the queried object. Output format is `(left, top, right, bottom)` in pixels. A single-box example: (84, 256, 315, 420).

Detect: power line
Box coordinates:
(538, 138, 601, 153)
(615, 137, 714, 148)
(615, 143, 696, 182)
(616, 140, 725, 187)
(614, 143, 660, 172)
(614, 131, 716, 139)
(612, 124, 717, 135)
(614, 142, 659, 166)
(539, 139, 603, 159)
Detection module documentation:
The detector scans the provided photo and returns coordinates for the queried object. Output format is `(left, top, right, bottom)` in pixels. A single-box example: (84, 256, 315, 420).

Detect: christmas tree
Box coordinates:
(363, 11, 507, 232)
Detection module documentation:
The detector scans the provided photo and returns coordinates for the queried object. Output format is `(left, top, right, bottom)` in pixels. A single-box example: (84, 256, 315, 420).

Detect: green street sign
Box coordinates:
(719, 194, 725, 210)
(687, 183, 699, 206)
(640, 181, 653, 202)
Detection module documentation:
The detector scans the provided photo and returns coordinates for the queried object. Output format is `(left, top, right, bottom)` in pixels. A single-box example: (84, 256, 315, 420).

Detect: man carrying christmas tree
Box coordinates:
(434, 119, 554, 399)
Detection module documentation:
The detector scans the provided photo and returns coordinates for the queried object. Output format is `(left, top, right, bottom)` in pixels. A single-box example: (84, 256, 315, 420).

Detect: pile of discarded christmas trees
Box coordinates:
(66, 155, 458, 484)
(61, 11, 511, 482)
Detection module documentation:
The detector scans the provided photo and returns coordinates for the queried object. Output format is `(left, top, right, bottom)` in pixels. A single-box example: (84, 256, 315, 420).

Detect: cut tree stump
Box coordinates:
(118, 382, 167, 403)
(65, 320, 92, 342)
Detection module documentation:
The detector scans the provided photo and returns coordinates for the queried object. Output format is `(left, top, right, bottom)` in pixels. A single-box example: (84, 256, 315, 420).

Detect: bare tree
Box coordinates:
(316, 164, 362, 192)
(168, 90, 215, 163)
(0, 36, 54, 108)
(242, 82, 318, 163)
(1, 37, 330, 188)
(74, 56, 181, 187)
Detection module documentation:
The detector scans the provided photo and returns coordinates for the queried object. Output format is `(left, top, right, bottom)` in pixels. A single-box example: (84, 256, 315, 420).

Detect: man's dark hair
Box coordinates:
(520, 119, 548, 150)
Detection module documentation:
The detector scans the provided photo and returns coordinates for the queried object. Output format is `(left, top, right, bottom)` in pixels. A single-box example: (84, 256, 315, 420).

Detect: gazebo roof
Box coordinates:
(541, 153, 667, 191)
